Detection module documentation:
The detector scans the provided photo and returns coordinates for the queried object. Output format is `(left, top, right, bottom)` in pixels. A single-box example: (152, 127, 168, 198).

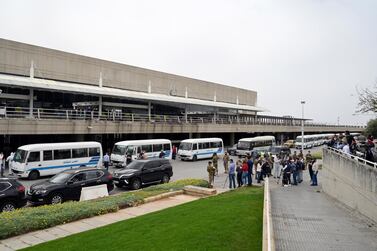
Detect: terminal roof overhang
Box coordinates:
(0, 74, 266, 112)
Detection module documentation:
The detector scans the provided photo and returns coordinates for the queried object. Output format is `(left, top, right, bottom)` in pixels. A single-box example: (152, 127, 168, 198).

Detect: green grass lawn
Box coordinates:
(22, 187, 264, 251)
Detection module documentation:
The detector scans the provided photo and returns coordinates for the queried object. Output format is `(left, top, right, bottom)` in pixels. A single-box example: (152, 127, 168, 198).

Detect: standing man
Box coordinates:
(172, 145, 177, 160)
(228, 159, 236, 189)
(207, 161, 215, 188)
(290, 158, 298, 185)
(223, 152, 230, 173)
(0, 152, 4, 177)
(273, 154, 281, 179)
(6, 152, 14, 176)
(305, 151, 312, 168)
(247, 155, 253, 186)
(212, 153, 219, 176)
(311, 159, 319, 186)
(103, 152, 110, 170)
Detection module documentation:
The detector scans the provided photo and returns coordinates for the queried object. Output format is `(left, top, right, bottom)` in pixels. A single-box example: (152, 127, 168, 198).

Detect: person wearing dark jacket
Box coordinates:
(236, 160, 243, 187)
(247, 156, 253, 186)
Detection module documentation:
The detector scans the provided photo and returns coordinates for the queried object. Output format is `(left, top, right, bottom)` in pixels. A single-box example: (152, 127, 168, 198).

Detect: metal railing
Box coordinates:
(0, 106, 365, 129)
(325, 147, 377, 168)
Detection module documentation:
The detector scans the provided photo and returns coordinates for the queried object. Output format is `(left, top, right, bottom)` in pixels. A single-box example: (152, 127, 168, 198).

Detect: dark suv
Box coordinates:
(28, 168, 114, 205)
(113, 159, 173, 190)
(0, 178, 27, 212)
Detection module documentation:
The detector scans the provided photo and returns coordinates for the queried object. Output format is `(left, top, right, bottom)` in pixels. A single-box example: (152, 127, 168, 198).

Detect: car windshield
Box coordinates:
(237, 141, 250, 150)
(13, 149, 27, 163)
(49, 172, 72, 184)
(179, 143, 192, 151)
(125, 161, 144, 170)
(112, 145, 126, 155)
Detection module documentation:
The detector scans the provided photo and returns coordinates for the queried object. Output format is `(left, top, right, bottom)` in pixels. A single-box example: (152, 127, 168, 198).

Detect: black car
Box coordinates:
(269, 146, 291, 157)
(113, 159, 173, 190)
(28, 168, 114, 205)
(0, 178, 27, 212)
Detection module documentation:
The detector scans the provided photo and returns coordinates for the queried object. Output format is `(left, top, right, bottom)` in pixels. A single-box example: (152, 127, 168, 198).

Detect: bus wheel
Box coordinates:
(192, 155, 197, 161)
(28, 170, 40, 180)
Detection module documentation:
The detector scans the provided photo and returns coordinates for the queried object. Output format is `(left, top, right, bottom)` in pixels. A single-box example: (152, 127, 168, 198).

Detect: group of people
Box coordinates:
(206, 149, 320, 189)
(0, 152, 15, 177)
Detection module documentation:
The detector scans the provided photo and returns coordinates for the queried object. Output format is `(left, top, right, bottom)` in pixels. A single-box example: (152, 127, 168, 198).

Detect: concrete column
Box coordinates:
(98, 96, 102, 117)
(185, 106, 188, 123)
(29, 89, 34, 117)
(148, 102, 151, 121)
(229, 133, 235, 146)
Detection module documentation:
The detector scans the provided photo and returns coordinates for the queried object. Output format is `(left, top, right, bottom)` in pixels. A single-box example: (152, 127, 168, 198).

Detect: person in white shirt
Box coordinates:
(103, 153, 110, 170)
(311, 159, 319, 186)
(6, 152, 14, 175)
(342, 144, 351, 155)
(273, 154, 281, 179)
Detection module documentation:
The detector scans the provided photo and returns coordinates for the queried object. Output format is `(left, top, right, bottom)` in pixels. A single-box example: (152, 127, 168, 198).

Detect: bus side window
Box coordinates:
(89, 148, 100, 157)
(192, 143, 197, 150)
(43, 150, 53, 161)
(153, 144, 162, 152)
(28, 151, 40, 162)
(142, 145, 152, 153)
(163, 144, 170, 151)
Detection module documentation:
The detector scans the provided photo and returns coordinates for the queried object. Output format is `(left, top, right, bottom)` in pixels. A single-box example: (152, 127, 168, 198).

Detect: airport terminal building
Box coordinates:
(0, 38, 361, 153)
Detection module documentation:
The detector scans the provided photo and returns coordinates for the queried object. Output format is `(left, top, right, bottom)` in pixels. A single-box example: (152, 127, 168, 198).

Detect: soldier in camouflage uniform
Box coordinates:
(207, 161, 216, 188)
(223, 152, 230, 173)
(212, 153, 219, 176)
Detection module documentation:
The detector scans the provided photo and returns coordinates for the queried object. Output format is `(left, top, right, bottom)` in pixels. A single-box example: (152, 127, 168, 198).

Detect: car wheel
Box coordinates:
(192, 155, 197, 161)
(131, 178, 141, 190)
(1, 201, 16, 212)
(28, 170, 40, 180)
(161, 174, 170, 184)
(50, 193, 63, 205)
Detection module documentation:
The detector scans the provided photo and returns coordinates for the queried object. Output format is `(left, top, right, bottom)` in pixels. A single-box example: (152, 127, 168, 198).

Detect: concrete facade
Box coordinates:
(0, 38, 257, 106)
(322, 148, 377, 223)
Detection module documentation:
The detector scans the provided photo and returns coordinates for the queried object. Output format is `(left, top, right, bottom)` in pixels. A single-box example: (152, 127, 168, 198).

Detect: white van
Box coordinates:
(111, 139, 172, 167)
(236, 136, 276, 157)
(10, 142, 102, 180)
(178, 138, 224, 161)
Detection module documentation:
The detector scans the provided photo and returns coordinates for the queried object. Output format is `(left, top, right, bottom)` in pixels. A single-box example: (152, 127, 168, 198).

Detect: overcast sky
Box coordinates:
(1, 0, 377, 125)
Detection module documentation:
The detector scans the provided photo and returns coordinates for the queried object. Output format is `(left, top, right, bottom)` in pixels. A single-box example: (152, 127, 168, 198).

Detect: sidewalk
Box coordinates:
(270, 172, 377, 251)
(0, 194, 200, 251)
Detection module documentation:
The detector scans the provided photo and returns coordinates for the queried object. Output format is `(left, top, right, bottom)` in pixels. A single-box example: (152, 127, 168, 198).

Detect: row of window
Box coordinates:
(139, 144, 171, 153)
(193, 141, 222, 150)
(28, 148, 101, 162)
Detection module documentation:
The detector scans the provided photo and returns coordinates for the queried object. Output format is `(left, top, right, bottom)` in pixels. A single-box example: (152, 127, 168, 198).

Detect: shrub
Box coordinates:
(311, 152, 322, 160)
(0, 179, 207, 240)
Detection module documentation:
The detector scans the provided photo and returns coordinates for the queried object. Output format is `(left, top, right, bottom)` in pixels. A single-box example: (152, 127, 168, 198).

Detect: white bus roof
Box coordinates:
(238, 136, 275, 142)
(115, 139, 171, 146)
(180, 138, 223, 143)
(18, 142, 101, 151)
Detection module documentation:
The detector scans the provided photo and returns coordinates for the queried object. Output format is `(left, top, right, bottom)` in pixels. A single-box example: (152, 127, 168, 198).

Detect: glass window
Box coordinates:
(0, 182, 11, 192)
(13, 149, 27, 163)
(86, 171, 98, 180)
(199, 142, 210, 149)
(153, 144, 162, 152)
(141, 145, 152, 153)
(70, 173, 86, 183)
(211, 141, 222, 148)
(28, 152, 40, 162)
(73, 148, 88, 158)
(50, 172, 72, 184)
(54, 149, 71, 160)
(163, 144, 171, 151)
(143, 162, 156, 170)
(112, 145, 126, 155)
(43, 150, 53, 161)
(192, 143, 197, 150)
(89, 147, 100, 157)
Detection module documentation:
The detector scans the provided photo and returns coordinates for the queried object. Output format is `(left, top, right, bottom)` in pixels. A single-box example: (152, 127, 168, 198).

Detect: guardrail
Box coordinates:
(0, 106, 364, 129)
(326, 147, 377, 168)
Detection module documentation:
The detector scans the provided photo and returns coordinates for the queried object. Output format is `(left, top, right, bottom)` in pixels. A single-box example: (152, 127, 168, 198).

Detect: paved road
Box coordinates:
(270, 171, 377, 251)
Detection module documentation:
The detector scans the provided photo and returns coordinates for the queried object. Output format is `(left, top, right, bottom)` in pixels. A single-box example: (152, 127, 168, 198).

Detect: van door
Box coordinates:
(26, 151, 42, 176)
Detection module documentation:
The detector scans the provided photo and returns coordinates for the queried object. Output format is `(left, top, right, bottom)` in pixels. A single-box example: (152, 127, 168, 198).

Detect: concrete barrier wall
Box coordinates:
(322, 148, 377, 223)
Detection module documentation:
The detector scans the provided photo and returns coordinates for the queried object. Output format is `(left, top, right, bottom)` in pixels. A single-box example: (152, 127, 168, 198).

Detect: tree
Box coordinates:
(365, 119, 377, 138)
(357, 84, 377, 113)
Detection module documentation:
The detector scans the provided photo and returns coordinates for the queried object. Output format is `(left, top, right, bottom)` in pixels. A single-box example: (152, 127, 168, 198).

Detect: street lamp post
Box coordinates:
(301, 101, 306, 153)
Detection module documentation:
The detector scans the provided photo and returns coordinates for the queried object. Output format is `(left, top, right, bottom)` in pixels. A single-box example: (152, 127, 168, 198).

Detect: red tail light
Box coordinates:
(17, 185, 25, 193)
(107, 174, 113, 180)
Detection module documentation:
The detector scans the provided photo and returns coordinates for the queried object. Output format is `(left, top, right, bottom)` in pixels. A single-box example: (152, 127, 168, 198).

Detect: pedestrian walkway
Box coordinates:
(0, 194, 200, 251)
(270, 173, 377, 251)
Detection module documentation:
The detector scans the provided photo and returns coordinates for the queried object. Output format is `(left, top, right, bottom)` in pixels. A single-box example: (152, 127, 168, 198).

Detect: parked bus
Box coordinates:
(178, 138, 224, 161)
(10, 142, 102, 180)
(236, 136, 276, 157)
(111, 139, 172, 167)
(296, 133, 335, 149)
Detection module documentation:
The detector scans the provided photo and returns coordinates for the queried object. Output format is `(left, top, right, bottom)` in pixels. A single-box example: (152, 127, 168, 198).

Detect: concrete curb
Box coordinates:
(262, 178, 275, 251)
(143, 190, 184, 203)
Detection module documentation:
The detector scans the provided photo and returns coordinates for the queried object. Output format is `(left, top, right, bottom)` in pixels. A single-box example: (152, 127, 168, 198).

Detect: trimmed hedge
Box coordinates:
(311, 152, 322, 160)
(0, 179, 208, 240)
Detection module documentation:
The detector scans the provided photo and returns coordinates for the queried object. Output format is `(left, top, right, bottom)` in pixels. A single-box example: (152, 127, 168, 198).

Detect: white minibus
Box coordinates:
(236, 136, 276, 157)
(10, 142, 102, 180)
(111, 139, 172, 167)
(178, 138, 224, 161)
(295, 135, 315, 149)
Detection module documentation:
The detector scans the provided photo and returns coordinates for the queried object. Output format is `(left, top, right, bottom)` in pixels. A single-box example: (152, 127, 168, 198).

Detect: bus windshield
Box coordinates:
(112, 145, 126, 155)
(179, 143, 192, 151)
(13, 149, 27, 163)
(237, 141, 251, 150)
